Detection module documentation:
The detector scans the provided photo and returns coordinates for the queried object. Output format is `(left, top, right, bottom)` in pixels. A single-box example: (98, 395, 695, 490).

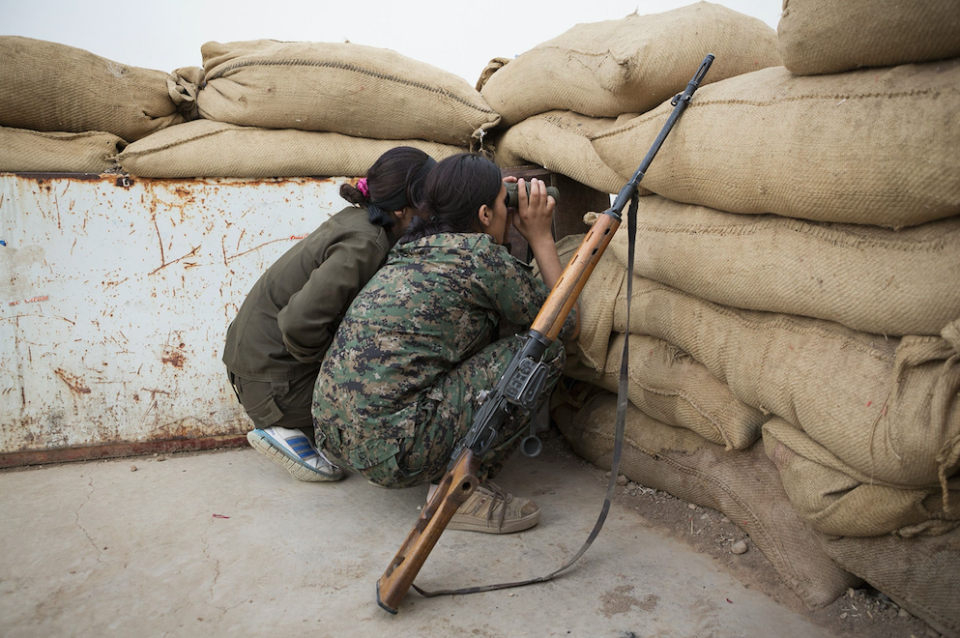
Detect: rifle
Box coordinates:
(376, 53, 715, 614)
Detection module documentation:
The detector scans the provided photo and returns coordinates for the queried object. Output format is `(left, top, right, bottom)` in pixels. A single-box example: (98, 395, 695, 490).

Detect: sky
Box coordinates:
(0, 0, 781, 85)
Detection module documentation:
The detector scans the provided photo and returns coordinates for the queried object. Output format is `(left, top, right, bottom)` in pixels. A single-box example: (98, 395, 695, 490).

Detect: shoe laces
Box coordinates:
(315, 448, 339, 469)
(477, 481, 512, 531)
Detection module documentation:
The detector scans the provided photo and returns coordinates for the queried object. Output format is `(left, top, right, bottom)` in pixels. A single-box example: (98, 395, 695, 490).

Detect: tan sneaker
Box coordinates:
(445, 482, 541, 534)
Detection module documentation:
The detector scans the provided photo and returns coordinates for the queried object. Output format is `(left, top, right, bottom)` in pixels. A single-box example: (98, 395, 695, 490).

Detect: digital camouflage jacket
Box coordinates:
(313, 232, 575, 486)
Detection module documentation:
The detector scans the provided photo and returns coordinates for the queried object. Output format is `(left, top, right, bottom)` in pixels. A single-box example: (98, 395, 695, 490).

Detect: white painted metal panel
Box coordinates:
(0, 174, 346, 454)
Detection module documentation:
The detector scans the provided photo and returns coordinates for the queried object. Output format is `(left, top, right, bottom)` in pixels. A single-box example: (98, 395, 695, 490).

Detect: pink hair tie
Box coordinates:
(356, 178, 369, 197)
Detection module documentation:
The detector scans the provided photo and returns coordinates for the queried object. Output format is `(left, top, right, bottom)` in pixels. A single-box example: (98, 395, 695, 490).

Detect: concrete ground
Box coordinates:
(0, 437, 838, 638)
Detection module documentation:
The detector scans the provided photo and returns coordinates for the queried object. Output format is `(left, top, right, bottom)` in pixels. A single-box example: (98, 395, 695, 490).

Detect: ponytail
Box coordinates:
(339, 182, 368, 207)
(343, 147, 437, 229)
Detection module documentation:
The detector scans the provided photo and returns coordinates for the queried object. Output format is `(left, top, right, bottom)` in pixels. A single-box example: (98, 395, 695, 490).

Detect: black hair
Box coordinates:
(400, 153, 502, 243)
(339, 146, 436, 228)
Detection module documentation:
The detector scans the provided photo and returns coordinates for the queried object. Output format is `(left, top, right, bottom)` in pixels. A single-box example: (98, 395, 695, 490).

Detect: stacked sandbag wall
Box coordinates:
(482, 2, 781, 193)
(0, 36, 495, 179)
(548, 236, 866, 609)
(590, 60, 960, 228)
(546, 3, 960, 633)
(0, 36, 202, 173)
(551, 383, 863, 610)
(115, 40, 495, 178)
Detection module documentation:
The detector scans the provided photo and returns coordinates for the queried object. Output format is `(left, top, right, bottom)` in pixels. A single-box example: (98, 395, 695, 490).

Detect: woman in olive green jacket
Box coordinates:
(223, 147, 436, 482)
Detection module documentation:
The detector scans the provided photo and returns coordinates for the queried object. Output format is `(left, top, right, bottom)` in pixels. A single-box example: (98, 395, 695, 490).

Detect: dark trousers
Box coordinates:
(228, 370, 317, 444)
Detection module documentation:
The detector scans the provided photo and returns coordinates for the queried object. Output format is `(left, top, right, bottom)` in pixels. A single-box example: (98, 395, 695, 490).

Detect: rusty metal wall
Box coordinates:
(0, 174, 348, 463)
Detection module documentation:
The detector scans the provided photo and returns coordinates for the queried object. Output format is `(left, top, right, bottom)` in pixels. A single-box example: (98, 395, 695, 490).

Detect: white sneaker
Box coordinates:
(246, 426, 343, 482)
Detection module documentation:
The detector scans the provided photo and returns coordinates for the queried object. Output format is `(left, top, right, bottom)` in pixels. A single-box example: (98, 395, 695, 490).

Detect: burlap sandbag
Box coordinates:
(819, 531, 960, 638)
(0, 37, 200, 142)
(0, 127, 125, 173)
(778, 0, 960, 76)
(552, 385, 861, 609)
(494, 111, 626, 194)
(592, 60, 960, 228)
(197, 40, 500, 147)
(117, 120, 465, 178)
(475, 57, 510, 93)
(564, 333, 766, 450)
(607, 196, 960, 336)
(480, 2, 780, 126)
(601, 273, 960, 488)
(763, 417, 960, 537)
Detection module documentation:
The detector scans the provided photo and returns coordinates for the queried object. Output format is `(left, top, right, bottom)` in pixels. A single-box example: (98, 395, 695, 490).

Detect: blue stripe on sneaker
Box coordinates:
(286, 436, 319, 460)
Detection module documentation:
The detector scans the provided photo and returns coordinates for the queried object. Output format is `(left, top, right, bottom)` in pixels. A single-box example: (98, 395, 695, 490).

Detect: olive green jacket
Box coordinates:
(222, 206, 391, 382)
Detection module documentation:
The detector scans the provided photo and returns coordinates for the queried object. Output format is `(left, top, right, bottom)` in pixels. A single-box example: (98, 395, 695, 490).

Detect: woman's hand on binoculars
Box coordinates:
(511, 178, 556, 248)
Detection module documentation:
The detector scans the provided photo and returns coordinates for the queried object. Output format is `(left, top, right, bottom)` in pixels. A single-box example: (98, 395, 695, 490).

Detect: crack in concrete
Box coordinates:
(198, 515, 250, 624)
(200, 517, 225, 612)
(74, 466, 103, 560)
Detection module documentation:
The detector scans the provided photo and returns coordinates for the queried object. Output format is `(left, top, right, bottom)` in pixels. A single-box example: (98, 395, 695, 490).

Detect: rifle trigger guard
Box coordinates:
(473, 425, 498, 457)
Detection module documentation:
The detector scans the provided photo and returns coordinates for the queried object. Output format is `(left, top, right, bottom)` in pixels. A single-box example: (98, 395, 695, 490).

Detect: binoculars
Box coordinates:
(505, 181, 560, 208)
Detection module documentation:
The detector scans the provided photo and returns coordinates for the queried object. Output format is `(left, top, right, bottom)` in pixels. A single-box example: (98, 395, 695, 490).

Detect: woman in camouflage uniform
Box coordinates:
(313, 153, 578, 533)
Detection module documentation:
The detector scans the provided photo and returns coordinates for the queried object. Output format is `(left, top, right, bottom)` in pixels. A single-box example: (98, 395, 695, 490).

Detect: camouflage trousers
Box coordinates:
(317, 335, 565, 489)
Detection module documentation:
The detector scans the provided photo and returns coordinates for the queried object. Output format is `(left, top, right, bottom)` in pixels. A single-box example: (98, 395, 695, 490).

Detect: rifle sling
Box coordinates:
(412, 194, 639, 599)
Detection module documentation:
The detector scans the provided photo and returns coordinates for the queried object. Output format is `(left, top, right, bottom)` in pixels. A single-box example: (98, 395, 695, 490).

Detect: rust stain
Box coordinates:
(225, 238, 289, 263)
(53, 189, 61, 230)
(153, 215, 165, 265)
(172, 185, 196, 204)
(161, 348, 186, 368)
(55, 368, 92, 395)
(15, 172, 103, 183)
(0, 434, 248, 469)
(149, 245, 200, 276)
(154, 417, 212, 440)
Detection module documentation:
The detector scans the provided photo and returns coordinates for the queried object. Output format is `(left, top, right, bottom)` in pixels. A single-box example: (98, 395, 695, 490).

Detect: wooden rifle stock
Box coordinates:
(375, 210, 621, 613)
(530, 211, 621, 340)
(377, 450, 480, 614)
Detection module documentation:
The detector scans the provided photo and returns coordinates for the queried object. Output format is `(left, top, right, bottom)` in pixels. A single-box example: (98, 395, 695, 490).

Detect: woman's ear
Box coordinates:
(477, 203, 493, 228)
